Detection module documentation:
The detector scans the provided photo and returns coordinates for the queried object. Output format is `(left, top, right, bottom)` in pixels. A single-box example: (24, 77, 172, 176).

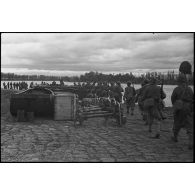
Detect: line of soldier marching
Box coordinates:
(2, 61, 194, 150)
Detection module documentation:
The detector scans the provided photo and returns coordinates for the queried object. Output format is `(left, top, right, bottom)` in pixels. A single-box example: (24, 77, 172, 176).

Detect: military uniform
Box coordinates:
(114, 82, 124, 103)
(124, 82, 136, 115)
(3, 82, 6, 89)
(171, 77, 194, 149)
(142, 78, 162, 138)
(108, 83, 115, 98)
(136, 80, 149, 121)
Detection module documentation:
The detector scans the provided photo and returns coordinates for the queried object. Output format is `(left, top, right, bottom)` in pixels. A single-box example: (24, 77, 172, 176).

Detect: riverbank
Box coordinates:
(1, 89, 193, 162)
(1, 83, 185, 107)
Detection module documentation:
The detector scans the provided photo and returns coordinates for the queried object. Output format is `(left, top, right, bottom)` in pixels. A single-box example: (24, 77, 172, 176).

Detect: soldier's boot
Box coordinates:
(151, 121, 161, 139)
(171, 127, 179, 142)
(160, 110, 167, 120)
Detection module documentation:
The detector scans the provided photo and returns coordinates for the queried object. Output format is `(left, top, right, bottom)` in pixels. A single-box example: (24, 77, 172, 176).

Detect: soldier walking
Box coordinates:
(108, 82, 115, 98)
(124, 81, 136, 115)
(135, 79, 149, 122)
(10, 82, 13, 89)
(16, 82, 19, 90)
(114, 81, 124, 103)
(3, 82, 6, 89)
(171, 74, 194, 150)
(142, 77, 162, 138)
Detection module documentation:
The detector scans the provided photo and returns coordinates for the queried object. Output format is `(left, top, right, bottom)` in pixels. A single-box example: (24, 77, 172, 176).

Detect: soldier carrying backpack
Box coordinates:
(171, 74, 194, 150)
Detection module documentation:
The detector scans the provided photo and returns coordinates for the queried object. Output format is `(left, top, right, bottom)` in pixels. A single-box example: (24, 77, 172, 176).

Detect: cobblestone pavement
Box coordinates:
(1, 107, 193, 162)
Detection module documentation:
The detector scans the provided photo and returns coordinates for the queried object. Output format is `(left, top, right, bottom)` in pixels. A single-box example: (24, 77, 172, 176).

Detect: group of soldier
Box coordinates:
(124, 73, 193, 150)
(73, 69, 193, 150)
(2, 81, 28, 90)
(1, 62, 193, 150)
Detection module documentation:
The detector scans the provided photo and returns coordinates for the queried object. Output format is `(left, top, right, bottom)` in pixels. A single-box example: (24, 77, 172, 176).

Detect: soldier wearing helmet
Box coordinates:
(124, 81, 136, 115)
(114, 81, 124, 103)
(171, 73, 194, 149)
(135, 79, 149, 121)
(142, 77, 163, 138)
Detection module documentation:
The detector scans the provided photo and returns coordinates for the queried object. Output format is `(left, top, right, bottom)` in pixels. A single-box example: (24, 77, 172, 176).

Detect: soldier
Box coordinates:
(158, 80, 167, 120)
(114, 81, 124, 103)
(3, 82, 6, 89)
(96, 82, 103, 97)
(10, 82, 13, 89)
(101, 82, 109, 97)
(135, 79, 149, 121)
(60, 79, 64, 86)
(16, 82, 19, 90)
(108, 82, 115, 98)
(7, 82, 10, 89)
(25, 82, 28, 89)
(18, 82, 21, 90)
(124, 81, 136, 115)
(171, 74, 194, 150)
(30, 82, 34, 88)
(142, 77, 162, 138)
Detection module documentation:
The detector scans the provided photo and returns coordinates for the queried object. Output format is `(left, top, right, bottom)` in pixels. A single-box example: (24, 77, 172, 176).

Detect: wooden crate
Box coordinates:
(54, 92, 76, 121)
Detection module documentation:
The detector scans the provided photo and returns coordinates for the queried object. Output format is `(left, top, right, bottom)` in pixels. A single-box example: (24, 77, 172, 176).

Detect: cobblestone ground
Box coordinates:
(1, 106, 193, 162)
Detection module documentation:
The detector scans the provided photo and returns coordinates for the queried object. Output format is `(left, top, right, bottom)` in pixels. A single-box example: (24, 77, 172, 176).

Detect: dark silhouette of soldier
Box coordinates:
(30, 82, 34, 88)
(124, 81, 136, 115)
(96, 82, 103, 97)
(13, 82, 16, 90)
(3, 82, 6, 89)
(171, 74, 194, 150)
(108, 82, 115, 98)
(135, 79, 149, 122)
(114, 81, 124, 103)
(10, 82, 13, 89)
(142, 77, 162, 138)
(16, 82, 19, 90)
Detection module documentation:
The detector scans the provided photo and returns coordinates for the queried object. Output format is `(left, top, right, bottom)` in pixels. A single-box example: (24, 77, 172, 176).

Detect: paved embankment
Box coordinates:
(1, 89, 193, 162)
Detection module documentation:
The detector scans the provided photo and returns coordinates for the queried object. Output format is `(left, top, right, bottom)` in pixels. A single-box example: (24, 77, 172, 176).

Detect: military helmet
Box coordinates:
(143, 79, 149, 85)
(127, 81, 132, 86)
(179, 61, 192, 74)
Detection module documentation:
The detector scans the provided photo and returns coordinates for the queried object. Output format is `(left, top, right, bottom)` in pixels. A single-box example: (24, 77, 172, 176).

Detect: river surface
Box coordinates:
(1, 81, 194, 107)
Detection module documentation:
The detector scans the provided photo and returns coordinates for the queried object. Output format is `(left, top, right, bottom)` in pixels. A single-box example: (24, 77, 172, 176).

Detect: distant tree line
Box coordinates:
(1, 71, 194, 85)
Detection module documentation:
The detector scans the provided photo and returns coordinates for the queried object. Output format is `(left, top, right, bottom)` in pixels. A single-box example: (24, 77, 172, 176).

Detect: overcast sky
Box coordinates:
(1, 33, 194, 76)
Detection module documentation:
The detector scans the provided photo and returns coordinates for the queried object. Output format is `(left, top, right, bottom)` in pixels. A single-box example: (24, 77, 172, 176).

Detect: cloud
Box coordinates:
(1, 33, 194, 76)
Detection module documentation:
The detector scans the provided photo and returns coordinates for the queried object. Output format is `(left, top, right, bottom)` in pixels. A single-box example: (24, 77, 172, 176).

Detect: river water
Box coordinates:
(1, 81, 193, 107)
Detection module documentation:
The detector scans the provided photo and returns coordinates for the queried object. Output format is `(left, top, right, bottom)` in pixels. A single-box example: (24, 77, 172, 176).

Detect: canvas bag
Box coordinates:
(173, 87, 186, 112)
(143, 98, 155, 109)
(125, 87, 135, 99)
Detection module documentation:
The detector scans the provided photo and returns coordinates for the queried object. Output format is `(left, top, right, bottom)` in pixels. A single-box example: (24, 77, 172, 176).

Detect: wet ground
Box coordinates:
(1, 105, 193, 162)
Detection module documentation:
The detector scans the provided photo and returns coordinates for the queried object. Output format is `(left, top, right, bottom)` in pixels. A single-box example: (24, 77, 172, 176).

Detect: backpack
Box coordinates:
(143, 98, 155, 110)
(173, 87, 186, 112)
(125, 87, 135, 99)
